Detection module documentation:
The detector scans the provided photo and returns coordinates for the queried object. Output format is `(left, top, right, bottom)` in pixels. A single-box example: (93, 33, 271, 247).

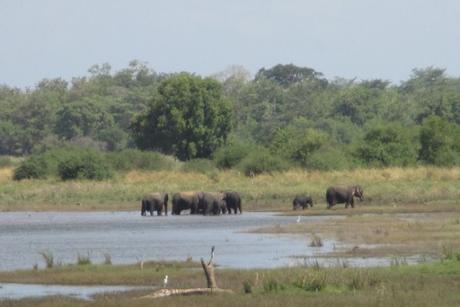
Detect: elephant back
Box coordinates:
(143, 192, 161, 201)
(143, 192, 168, 202)
(175, 191, 200, 201)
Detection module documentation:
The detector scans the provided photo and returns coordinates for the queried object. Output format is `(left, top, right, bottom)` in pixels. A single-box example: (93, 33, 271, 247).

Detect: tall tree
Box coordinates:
(131, 73, 232, 160)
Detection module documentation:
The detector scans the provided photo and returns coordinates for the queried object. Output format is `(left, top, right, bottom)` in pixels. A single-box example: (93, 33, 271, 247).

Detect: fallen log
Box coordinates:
(138, 246, 234, 299)
(140, 287, 234, 299)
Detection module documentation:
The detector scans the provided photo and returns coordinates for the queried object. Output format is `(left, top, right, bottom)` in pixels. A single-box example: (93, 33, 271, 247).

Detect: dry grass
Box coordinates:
(0, 166, 460, 212)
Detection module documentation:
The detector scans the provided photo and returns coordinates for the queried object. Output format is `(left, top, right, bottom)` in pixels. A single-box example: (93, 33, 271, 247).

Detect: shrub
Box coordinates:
(354, 123, 418, 167)
(419, 116, 460, 166)
(238, 148, 290, 176)
(213, 141, 255, 169)
(243, 281, 253, 294)
(13, 156, 48, 180)
(39, 251, 54, 269)
(293, 272, 328, 292)
(263, 279, 285, 293)
(107, 149, 177, 171)
(304, 146, 353, 170)
(77, 253, 91, 265)
(57, 149, 113, 180)
(271, 125, 327, 167)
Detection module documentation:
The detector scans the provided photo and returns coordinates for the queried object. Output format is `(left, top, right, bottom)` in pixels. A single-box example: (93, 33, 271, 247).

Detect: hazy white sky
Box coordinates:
(1, 0, 460, 87)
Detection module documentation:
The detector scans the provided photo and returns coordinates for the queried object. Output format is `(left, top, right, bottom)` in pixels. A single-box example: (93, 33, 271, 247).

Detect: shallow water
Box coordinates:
(0, 211, 336, 271)
(0, 283, 146, 301)
(0, 211, 431, 300)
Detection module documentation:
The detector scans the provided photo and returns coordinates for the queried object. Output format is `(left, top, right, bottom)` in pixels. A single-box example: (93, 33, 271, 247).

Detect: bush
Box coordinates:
(108, 149, 177, 171)
(57, 149, 113, 180)
(213, 141, 255, 169)
(238, 148, 290, 176)
(271, 125, 327, 167)
(13, 156, 48, 180)
(304, 146, 353, 170)
(181, 159, 217, 174)
(354, 123, 418, 167)
(76, 253, 92, 265)
(419, 116, 460, 166)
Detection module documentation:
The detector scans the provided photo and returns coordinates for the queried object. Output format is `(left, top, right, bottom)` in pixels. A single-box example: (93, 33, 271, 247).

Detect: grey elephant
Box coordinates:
(141, 192, 169, 216)
(172, 191, 203, 215)
(326, 186, 363, 209)
(292, 195, 313, 210)
(200, 192, 226, 215)
(222, 191, 242, 214)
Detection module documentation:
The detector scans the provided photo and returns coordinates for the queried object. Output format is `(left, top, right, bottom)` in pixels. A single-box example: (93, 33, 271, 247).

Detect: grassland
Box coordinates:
(0, 166, 459, 212)
(1, 258, 460, 306)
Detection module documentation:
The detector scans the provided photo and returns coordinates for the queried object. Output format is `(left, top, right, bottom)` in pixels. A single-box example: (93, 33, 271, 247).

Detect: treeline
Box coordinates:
(1, 61, 460, 178)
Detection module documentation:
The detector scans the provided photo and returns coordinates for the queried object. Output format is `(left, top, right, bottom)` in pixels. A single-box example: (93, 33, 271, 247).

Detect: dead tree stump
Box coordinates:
(139, 246, 234, 299)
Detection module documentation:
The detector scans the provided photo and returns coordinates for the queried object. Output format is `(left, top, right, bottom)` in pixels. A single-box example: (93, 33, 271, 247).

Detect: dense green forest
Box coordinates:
(1, 61, 460, 179)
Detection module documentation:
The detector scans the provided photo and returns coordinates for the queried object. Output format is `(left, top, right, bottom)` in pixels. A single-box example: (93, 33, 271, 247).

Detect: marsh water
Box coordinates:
(0, 211, 337, 271)
(0, 211, 428, 300)
(0, 283, 146, 301)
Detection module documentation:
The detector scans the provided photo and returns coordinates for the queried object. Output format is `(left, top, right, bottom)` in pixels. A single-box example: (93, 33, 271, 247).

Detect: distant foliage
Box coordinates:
(57, 149, 113, 180)
(354, 124, 418, 167)
(238, 148, 290, 176)
(419, 116, 460, 166)
(271, 125, 327, 167)
(213, 141, 255, 169)
(107, 149, 177, 171)
(305, 146, 354, 170)
(2, 62, 460, 168)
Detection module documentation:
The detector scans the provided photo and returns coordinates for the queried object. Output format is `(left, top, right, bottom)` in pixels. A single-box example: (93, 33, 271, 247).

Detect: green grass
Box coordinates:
(1, 259, 460, 306)
(0, 166, 460, 212)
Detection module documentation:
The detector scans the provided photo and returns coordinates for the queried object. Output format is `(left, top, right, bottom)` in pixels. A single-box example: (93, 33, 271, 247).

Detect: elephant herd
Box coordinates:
(293, 185, 364, 210)
(140, 185, 363, 216)
(141, 191, 242, 216)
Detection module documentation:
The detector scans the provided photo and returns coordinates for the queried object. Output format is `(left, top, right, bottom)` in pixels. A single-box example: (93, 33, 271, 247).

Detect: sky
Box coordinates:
(1, 0, 460, 87)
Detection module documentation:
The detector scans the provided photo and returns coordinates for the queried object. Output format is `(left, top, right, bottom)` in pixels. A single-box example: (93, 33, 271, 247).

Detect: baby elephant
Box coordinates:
(292, 195, 313, 210)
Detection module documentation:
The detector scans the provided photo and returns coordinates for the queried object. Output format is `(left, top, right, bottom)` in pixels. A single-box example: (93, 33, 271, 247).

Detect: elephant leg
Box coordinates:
(141, 201, 146, 216)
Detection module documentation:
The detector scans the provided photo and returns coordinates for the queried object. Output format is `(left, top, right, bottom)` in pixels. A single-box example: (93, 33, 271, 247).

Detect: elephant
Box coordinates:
(292, 195, 313, 210)
(326, 186, 363, 209)
(199, 192, 226, 215)
(141, 192, 168, 216)
(222, 191, 242, 214)
(171, 191, 203, 215)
